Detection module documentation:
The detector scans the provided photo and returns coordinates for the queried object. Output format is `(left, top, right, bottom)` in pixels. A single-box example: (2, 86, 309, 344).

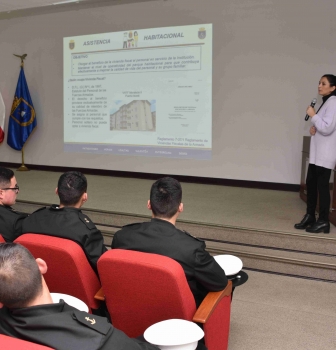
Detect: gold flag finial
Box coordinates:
(13, 53, 27, 67)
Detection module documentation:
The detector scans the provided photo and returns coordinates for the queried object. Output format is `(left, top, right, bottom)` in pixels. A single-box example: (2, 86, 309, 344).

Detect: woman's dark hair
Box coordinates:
(322, 74, 336, 95)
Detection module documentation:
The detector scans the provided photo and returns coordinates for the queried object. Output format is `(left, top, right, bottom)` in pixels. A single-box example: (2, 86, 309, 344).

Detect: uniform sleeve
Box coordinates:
(0, 209, 28, 242)
(193, 245, 228, 292)
(312, 99, 336, 136)
(83, 227, 107, 273)
(12, 213, 29, 240)
(77, 212, 107, 274)
(111, 230, 121, 249)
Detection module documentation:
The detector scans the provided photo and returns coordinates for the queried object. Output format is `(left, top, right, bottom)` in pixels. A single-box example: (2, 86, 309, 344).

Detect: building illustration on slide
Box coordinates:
(110, 100, 156, 131)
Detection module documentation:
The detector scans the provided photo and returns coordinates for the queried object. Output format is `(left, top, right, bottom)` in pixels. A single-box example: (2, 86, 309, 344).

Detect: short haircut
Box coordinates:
(150, 177, 182, 219)
(57, 171, 87, 206)
(0, 243, 42, 308)
(0, 167, 14, 188)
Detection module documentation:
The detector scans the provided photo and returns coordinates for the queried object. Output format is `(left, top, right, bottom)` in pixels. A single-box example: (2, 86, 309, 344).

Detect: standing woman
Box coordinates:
(295, 74, 336, 233)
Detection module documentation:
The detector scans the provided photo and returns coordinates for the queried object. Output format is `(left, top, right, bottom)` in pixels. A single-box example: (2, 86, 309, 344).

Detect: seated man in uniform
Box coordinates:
(0, 167, 28, 242)
(0, 242, 159, 350)
(21, 171, 106, 274)
(112, 176, 228, 307)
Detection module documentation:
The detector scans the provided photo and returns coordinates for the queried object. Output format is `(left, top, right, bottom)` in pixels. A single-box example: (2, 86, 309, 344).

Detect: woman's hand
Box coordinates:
(306, 106, 316, 118)
(310, 126, 316, 135)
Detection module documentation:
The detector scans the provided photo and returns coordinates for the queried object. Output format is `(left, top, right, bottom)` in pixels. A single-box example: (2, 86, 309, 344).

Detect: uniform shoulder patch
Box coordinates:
(78, 212, 96, 230)
(72, 310, 110, 335)
(183, 230, 204, 242)
(122, 222, 140, 228)
(32, 206, 47, 214)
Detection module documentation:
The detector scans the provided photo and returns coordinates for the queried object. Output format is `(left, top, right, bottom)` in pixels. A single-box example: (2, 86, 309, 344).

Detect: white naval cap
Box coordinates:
(144, 319, 204, 350)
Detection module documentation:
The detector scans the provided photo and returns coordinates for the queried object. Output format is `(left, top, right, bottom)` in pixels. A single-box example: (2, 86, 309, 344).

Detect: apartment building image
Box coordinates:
(110, 100, 155, 131)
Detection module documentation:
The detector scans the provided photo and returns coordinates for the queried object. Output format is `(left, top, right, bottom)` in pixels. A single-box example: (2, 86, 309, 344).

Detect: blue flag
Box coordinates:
(7, 67, 37, 150)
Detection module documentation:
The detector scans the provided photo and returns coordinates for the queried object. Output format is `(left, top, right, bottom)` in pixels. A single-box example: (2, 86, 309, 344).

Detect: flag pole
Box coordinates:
(16, 57, 29, 171)
(17, 146, 29, 171)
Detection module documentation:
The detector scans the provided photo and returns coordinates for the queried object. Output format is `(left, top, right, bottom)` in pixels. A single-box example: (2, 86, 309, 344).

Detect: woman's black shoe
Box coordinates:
(294, 214, 316, 229)
(306, 220, 330, 234)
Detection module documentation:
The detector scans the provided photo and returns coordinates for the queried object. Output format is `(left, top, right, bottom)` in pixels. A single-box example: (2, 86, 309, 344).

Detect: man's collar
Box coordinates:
(9, 299, 68, 316)
(151, 217, 176, 228)
(50, 205, 80, 212)
(0, 204, 14, 210)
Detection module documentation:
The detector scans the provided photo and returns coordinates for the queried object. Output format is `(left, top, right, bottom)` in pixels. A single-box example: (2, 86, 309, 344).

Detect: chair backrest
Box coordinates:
(15, 233, 101, 312)
(98, 249, 196, 338)
(0, 334, 54, 349)
(0, 234, 5, 243)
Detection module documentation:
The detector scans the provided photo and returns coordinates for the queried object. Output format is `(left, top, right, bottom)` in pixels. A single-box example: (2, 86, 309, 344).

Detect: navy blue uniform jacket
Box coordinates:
(21, 205, 107, 274)
(112, 218, 228, 306)
(0, 300, 159, 350)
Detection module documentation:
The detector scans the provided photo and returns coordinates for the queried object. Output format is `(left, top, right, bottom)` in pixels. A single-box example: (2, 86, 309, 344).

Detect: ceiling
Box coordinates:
(0, 0, 88, 13)
(0, 0, 156, 19)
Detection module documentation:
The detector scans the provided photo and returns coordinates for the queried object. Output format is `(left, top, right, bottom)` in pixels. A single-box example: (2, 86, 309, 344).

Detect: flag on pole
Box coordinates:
(0, 92, 5, 143)
(7, 66, 37, 150)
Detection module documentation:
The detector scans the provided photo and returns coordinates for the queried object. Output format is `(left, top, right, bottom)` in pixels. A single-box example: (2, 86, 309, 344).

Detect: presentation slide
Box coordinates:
(64, 24, 212, 160)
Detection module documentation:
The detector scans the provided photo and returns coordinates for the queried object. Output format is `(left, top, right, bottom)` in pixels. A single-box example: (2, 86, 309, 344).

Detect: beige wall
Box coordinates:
(0, 0, 335, 184)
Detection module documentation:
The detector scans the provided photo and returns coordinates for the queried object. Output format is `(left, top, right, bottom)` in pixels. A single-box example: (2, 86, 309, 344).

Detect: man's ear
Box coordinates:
(36, 258, 48, 275)
(147, 200, 152, 210)
(82, 192, 88, 203)
(0, 302, 3, 308)
(55, 188, 58, 195)
(178, 203, 184, 213)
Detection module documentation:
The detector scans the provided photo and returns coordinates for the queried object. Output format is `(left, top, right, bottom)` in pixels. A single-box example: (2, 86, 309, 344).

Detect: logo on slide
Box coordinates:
(69, 40, 75, 50)
(123, 31, 139, 49)
(198, 27, 206, 39)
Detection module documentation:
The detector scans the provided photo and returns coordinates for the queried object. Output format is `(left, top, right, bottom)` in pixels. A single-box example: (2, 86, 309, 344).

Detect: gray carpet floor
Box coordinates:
(230, 270, 336, 350)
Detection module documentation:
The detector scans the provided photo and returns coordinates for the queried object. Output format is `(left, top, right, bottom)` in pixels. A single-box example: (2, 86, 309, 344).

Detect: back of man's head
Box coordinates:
(150, 177, 182, 219)
(57, 171, 87, 206)
(0, 243, 42, 308)
(0, 167, 14, 188)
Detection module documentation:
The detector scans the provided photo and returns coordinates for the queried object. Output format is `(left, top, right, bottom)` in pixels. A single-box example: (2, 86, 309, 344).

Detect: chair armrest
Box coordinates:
(192, 280, 232, 324)
(94, 287, 105, 301)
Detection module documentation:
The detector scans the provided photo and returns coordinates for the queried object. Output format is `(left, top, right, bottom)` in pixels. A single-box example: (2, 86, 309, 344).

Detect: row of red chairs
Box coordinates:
(0, 233, 232, 350)
(0, 334, 54, 350)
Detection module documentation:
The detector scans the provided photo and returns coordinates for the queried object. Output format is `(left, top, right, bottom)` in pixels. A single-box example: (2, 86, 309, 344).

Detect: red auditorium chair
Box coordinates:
(15, 234, 101, 313)
(0, 334, 54, 349)
(97, 249, 232, 350)
(0, 235, 5, 243)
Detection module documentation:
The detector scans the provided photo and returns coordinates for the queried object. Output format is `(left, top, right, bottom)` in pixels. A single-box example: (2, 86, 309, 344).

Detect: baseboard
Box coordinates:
(0, 162, 300, 192)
